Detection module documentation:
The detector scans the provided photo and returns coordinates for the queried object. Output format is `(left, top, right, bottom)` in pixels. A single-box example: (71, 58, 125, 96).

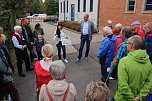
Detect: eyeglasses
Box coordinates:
(126, 43, 132, 44)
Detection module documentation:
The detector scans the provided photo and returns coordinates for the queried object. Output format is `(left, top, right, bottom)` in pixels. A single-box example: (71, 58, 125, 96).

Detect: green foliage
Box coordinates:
(0, 0, 35, 47)
(45, 0, 59, 15)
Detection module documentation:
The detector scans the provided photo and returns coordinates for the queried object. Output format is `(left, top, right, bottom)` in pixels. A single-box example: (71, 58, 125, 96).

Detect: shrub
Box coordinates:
(60, 21, 98, 33)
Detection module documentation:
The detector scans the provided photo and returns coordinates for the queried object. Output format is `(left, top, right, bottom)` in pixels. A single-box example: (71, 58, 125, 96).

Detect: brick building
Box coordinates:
(99, 0, 152, 27)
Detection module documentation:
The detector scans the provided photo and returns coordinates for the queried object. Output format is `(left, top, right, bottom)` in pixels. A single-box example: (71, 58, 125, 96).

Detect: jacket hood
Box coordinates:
(48, 80, 68, 96)
(107, 34, 117, 43)
(128, 50, 149, 64)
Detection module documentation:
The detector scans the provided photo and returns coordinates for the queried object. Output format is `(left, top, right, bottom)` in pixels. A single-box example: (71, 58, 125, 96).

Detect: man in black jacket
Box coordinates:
(21, 18, 35, 63)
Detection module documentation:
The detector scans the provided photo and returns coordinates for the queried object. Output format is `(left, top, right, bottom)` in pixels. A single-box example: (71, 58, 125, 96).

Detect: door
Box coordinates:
(71, 4, 75, 21)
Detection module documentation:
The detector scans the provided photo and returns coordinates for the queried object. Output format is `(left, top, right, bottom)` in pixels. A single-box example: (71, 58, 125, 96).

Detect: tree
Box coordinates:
(45, 0, 59, 15)
(0, 0, 34, 47)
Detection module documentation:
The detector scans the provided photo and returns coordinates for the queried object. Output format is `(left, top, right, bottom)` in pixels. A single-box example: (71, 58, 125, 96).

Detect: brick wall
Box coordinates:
(99, 0, 152, 28)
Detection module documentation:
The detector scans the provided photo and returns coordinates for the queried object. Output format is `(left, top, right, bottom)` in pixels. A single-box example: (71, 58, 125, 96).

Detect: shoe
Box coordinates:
(85, 57, 89, 62)
(109, 77, 115, 80)
(75, 59, 80, 63)
(26, 68, 34, 71)
(19, 73, 25, 77)
(64, 59, 68, 63)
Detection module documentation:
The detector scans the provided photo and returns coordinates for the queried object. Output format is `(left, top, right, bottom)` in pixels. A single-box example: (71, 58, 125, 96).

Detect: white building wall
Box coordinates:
(59, 0, 99, 27)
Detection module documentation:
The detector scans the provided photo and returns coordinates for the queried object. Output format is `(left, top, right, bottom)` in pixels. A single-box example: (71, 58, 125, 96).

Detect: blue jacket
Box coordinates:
(97, 34, 116, 67)
(80, 20, 94, 41)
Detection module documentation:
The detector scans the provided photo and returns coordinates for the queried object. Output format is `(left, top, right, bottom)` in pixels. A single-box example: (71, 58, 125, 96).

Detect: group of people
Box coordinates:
(0, 13, 152, 101)
(97, 20, 152, 101)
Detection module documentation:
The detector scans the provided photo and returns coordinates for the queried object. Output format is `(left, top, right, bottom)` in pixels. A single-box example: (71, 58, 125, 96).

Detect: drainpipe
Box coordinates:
(97, 0, 100, 33)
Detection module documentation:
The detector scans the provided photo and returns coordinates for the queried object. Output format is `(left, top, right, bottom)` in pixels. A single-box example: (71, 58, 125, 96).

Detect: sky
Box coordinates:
(42, 0, 45, 3)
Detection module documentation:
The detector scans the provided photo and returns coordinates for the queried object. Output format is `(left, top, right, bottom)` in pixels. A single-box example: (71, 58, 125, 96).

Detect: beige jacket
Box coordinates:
(39, 80, 77, 101)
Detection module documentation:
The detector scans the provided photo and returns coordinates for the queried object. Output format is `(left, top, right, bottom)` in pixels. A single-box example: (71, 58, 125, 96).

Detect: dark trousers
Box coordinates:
(111, 65, 118, 79)
(28, 45, 34, 62)
(111, 97, 115, 101)
(56, 41, 66, 60)
(15, 49, 31, 75)
(78, 35, 91, 59)
(101, 65, 108, 83)
(0, 82, 20, 101)
(37, 51, 43, 60)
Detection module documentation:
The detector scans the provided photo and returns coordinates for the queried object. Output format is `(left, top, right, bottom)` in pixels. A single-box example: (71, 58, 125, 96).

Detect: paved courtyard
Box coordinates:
(13, 22, 117, 101)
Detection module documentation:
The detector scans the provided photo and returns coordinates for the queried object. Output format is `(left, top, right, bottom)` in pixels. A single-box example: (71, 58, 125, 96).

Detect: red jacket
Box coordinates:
(135, 28, 145, 40)
(114, 35, 123, 56)
(34, 61, 65, 93)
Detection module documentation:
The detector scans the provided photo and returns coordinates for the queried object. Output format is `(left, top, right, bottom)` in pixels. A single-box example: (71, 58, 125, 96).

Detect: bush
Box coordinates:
(60, 21, 97, 33)
(60, 21, 80, 32)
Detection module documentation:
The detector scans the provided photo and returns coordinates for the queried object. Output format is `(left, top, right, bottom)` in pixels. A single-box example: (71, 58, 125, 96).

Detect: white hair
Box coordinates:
(14, 26, 22, 32)
(115, 23, 122, 28)
(49, 60, 66, 80)
(103, 26, 113, 34)
(107, 20, 112, 24)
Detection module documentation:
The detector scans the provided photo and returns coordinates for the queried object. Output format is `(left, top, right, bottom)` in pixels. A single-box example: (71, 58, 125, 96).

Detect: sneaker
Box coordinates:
(85, 57, 89, 62)
(64, 59, 68, 63)
(109, 77, 115, 80)
(75, 58, 80, 63)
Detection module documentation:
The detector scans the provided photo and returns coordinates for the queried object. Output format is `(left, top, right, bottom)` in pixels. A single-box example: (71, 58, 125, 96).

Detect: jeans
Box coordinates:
(78, 35, 91, 59)
(56, 41, 66, 60)
(101, 65, 108, 83)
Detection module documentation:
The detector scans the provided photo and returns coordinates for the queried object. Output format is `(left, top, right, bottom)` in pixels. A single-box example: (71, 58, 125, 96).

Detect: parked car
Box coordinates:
(27, 14, 47, 19)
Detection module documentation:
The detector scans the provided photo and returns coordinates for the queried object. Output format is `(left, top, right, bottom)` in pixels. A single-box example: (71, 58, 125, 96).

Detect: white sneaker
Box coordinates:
(64, 59, 68, 63)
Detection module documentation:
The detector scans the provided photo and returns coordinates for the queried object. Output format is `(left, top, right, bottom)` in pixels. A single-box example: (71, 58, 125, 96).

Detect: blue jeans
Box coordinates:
(111, 97, 115, 101)
(78, 35, 90, 59)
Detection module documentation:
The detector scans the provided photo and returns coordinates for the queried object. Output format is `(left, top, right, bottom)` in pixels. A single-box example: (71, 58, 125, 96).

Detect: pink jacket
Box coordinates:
(39, 80, 77, 101)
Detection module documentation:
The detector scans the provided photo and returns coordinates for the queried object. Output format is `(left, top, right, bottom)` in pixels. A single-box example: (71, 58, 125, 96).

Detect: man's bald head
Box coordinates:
(84, 14, 89, 22)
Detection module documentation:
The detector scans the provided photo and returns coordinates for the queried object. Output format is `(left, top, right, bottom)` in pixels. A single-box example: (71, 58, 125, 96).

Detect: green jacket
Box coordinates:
(114, 50, 152, 101)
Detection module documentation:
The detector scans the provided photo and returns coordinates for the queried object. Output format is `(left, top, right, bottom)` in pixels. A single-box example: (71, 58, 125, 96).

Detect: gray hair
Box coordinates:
(121, 26, 133, 38)
(128, 35, 143, 49)
(49, 60, 66, 80)
(85, 81, 110, 101)
(14, 26, 22, 32)
(103, 26, 112, 34)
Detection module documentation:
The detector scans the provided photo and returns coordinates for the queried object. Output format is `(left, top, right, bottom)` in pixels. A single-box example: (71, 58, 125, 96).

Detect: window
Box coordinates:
(63, 1, 65, 13)
(127, 0, 135, 11)
(145, 0, 152, 10)
(90, 0, 93, 12)
(83, 0, 86, 12)
(78, 0, 80, 12)
(61, 2, 62, 13)
(67, 1, 68, 12)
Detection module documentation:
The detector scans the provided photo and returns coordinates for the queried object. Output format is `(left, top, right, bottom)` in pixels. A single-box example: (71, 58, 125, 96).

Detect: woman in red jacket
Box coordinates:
(34, 44, 54, 94)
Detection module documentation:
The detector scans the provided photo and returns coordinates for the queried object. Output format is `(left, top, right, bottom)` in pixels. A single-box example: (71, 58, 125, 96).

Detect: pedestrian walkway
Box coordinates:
(13, 22, 116, 101)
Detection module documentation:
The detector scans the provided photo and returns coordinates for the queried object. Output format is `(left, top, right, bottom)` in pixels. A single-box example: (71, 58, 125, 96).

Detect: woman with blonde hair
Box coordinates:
(35, 44, 56, 94)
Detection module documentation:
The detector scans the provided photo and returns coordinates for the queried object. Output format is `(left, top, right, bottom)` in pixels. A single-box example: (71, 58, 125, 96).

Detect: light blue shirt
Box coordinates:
(83, 21, 89, 35)
(12, 32, 24, 50)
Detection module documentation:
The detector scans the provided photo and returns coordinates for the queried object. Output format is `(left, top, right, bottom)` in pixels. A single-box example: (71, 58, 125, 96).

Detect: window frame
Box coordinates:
(142, 0, 152, 13)
(125, 0, 136, 13)
(67, 1, 68, 13)
(83, 0, 86, 12)
(90, 0, 93, 12)
(61, 2, 62, 13)
(78, 0, 80, 12)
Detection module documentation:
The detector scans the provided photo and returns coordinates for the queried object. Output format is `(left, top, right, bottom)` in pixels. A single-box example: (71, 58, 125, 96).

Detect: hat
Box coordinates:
(115, 23, 122, 28)
(131, 21, 141, 26)
(14, 26, 22, 31)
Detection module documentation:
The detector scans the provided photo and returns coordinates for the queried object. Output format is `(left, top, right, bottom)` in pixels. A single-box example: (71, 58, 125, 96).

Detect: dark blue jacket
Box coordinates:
(97, 34, 116, 67)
